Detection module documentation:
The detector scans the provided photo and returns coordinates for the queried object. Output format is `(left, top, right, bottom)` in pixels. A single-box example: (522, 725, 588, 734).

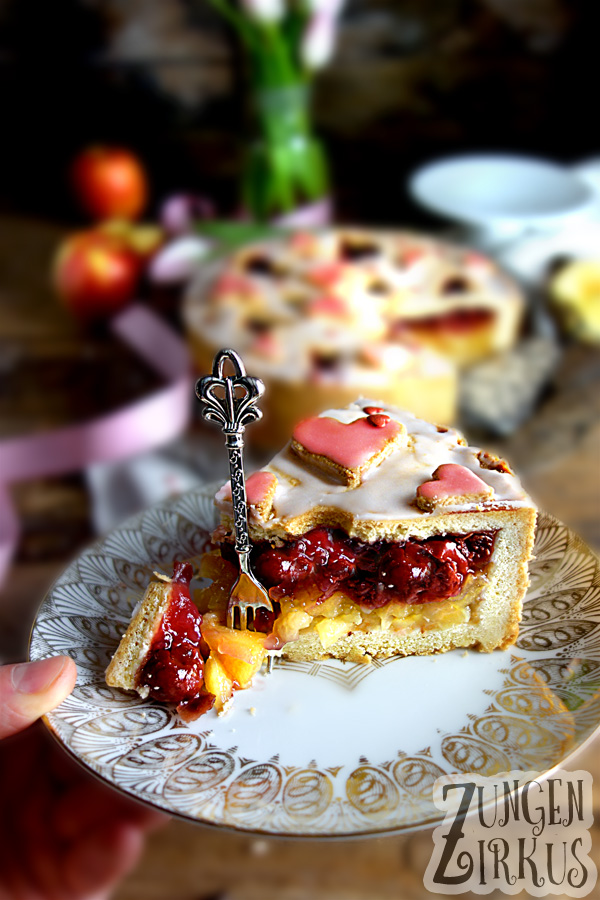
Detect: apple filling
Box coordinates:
(198, 528, 497, 652)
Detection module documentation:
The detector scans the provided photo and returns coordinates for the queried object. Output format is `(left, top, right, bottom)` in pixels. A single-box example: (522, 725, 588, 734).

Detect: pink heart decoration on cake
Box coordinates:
(416, 464, 494, 511)
(307, 263, 347, 289)
(216, 471, 277, 516)
(292, 415, 404, 475)
(308, 294, 350, 319)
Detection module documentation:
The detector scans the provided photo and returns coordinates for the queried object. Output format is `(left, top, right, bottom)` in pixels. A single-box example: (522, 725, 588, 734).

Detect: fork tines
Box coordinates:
(227, 604, 255, 632)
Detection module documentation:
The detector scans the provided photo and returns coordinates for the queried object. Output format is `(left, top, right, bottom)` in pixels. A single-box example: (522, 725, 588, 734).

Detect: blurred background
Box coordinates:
(1, 1, 599, 898)
(1, 0, 599, 219)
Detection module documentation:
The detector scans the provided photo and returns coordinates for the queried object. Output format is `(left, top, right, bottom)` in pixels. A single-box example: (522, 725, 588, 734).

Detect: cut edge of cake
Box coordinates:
(105, 580, 170, 698)
(278, 506, 536, 662)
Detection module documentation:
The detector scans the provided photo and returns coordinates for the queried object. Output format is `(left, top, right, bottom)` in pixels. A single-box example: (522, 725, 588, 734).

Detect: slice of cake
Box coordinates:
(210, 400, 537, 662)
(107, 400, 537, 719)
(106, 561, 270, 717)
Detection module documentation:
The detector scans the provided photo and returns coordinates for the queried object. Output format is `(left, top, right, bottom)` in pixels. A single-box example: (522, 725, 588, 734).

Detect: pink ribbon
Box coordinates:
(271, 197, 333, 229)
(0, 304, 194, 587)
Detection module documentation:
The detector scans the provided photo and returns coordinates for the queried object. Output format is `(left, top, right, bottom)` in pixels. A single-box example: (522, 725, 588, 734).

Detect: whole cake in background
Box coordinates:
(183, 228, 524, 445)
(106, 400, 537, 718)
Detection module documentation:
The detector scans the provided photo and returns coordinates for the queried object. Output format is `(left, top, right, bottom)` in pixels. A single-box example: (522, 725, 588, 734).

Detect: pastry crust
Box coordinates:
(105, 580, 170, 696)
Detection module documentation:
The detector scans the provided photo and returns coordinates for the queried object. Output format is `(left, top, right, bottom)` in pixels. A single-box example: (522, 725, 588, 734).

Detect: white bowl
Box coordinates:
(409, 154, 593, 236)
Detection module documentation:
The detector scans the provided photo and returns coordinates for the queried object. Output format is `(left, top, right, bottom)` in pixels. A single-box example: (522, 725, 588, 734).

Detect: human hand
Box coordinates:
(0, 657, 167, 900)
(0, 655, 78, 741)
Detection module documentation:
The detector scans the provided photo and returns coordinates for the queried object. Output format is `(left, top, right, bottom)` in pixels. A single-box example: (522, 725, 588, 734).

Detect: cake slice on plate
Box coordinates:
(107, 400, 537, 719)
(211, 400, 537, 662)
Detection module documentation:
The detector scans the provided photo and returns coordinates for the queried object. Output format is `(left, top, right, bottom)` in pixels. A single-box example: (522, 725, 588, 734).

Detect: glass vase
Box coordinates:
(242, 83, 331, 224)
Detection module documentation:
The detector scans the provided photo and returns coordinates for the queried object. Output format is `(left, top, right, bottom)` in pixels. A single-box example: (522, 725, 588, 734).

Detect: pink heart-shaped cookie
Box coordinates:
(216, 471, 277, 518)
(292, 414, 405, 487)
(416, 464, 494, 511)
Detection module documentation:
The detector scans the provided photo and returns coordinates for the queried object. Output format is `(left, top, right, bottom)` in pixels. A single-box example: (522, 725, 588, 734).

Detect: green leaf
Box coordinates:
(195, 220, 284, 250)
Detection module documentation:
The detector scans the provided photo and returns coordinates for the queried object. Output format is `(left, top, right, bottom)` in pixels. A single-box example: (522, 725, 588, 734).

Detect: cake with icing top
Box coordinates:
(211, 400, 537, 662)
(184, 229, 524, 444)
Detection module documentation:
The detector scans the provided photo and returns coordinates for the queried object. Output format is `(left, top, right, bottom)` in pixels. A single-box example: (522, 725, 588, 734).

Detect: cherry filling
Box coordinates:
(339, 239, 381, 261)
(440, 275, 472, 294)
(137, 562, 208, 707)
(250, 528, 497, 608)
(244, 254, 280, 276)
(394, 309, 495, 336)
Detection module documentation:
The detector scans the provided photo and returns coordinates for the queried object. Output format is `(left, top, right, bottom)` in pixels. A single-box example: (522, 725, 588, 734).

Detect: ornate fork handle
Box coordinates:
(195, 349, 275, 639)
(225, 433, 252, 557)
(196, 348, 264, 558)
(197, 348, 264, 433)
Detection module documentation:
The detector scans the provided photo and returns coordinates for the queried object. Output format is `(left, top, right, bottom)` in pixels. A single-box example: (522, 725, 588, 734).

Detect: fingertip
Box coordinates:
(0, 656, 78, 739)
(55, 655, 78, 695)
(26, 655, 77, 711)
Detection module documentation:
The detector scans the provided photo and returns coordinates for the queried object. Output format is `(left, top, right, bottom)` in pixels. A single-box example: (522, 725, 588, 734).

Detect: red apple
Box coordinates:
(71, 146, 148, 221)
(53, 230, 143, 319)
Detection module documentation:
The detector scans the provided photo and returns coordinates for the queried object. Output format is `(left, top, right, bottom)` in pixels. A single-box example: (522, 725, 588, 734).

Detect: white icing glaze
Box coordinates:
(217, 400, 534, 528)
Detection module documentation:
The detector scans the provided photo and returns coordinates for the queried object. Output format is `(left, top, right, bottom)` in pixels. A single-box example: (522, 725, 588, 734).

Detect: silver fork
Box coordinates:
(196, 349, 274, 634)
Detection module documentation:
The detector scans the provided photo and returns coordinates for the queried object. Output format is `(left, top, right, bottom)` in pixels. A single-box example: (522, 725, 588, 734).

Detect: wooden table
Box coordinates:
(1, 216, 599, 899)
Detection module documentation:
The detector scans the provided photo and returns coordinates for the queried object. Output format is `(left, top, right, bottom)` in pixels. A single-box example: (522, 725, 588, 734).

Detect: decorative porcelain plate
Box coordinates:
(30, 485, 600, 838)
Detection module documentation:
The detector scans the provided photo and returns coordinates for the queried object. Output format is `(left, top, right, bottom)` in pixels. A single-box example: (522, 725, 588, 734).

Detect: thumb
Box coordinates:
(0, 656, 78, 740)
